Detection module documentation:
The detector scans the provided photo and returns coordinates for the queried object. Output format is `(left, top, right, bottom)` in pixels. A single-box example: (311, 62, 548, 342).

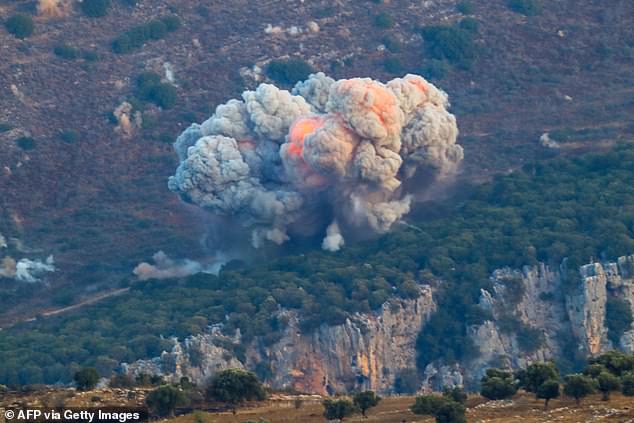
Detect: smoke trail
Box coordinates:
(133, 251, 225, 280)
(169, 73, 462, 250)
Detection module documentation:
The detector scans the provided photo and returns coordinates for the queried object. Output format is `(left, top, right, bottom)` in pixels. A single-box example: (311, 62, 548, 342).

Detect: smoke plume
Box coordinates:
(37, 0, 70, 17)
(133, 251, 224, 280)
(169, 73, 462, 251)
(0, 255, 55, 282)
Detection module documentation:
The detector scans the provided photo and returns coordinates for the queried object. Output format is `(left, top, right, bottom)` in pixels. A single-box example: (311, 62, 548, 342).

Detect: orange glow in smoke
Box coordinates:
(406, 76, 428, 94)
(338, 80, 398, 128)
(287, 116, 326, 157)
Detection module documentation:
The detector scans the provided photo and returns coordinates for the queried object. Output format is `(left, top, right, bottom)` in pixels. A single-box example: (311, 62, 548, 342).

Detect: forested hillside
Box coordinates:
(1, 143, 634, 386)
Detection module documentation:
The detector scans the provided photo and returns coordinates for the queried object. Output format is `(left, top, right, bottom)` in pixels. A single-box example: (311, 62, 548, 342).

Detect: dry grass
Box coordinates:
(168, 393, 634, 423)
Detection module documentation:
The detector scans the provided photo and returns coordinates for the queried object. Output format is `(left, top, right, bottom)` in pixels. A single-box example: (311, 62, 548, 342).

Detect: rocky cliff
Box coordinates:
(124, 256, 634, 394)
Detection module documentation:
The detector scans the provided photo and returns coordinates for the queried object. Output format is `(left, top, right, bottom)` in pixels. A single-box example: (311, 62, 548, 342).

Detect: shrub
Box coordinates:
(605, 298, 633, 346)
(161, 15, 181, 32)
(563, 374, 596, 405)
(206, 369, 266, 413)
(53, 44, 79, 60)
(622, 372, 634, 396)
(15, 136, 36, 150)
(265, 59, 314, 86)
(480, 368, 517, 400)
(411, 396, 466, 423)
(374, 12, 393, 29)
(456, 2, 474, 15)
(82, 50, 100, 61)
(411, 395, 445, 415)
(112, 16, 180, 54)
(506, 0, 542, 16)
(146, 385, 188, 417)
(394, 368, 419, 394)
(383, 57, 404, 74)
(0, 123, 14, 133)
(353, 391, 381, 417)
(421, 25, 476, 69)
(381, 35, 402, 52)
(442, 386, 467, 404)
(597, 371, 621, 401)
(135, 72, 177, 109)
(421, 59, 449, 80)
(322, 399, 355, 421)
(5, 14, 34, 39)
(80, 0, 111, 18)
(74, 367, 99, 391)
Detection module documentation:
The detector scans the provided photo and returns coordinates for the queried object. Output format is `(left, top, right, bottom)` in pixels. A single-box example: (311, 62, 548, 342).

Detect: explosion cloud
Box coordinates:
(169, 73, 462, 251)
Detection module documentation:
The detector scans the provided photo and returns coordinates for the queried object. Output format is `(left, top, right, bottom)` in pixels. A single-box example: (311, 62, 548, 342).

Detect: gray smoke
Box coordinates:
(133, 251, 225, 280)
(169, 73, 462, 251)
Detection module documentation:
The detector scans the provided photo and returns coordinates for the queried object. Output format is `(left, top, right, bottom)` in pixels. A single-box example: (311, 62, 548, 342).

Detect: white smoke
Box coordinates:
(0, 255, 56, 282)
(169, 73, 462, 250)
(133, 251, 224, 281)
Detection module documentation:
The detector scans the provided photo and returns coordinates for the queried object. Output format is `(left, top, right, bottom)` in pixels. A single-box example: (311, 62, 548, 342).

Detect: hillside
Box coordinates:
(1, 0, 633, 324)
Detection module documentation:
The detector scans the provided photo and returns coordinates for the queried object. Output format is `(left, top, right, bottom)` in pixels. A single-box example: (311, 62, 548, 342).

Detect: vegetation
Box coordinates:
(15, 136, 36, 150)
(5, 14, 34, 39)
(622, 372, 634, 396)
(112, 16, 181, 54)
(605, 297, 633, 346)
(352, 391, 381, 417)
(322, 398, 355, 421)
(420, 21, 477, 69)
(53, 44, 80, 60)
(411, 395, 466, 423)
(206, 369, 267, 414)
(3, 145, 634, 385)
(480, 368, 517, 400)
(516, 362, 559, 395)
(135, 72, 177, 109)
(146, 384, 188, 417)
(374, 12, 394, 29)
(563, 374, 596, 405)
(456, 2, 474, 15)
(265, 59, 314, 87)
(597, 371, 621, 401)
(80, 0, 111, 18)
(506, 0, 542, 16)
(442, 386, 467, 404)
(536, 379, 560, 410)
(74, 367, 99, 391)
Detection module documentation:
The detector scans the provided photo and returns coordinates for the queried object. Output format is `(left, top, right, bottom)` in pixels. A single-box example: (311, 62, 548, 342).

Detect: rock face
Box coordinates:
(124, 256, 634, 394)
(125, 285, 436, 394)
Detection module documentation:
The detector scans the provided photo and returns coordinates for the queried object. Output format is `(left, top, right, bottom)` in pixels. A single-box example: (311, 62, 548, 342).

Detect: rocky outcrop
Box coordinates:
(124, 256, 634, 394)
(125, 285, 436, 394)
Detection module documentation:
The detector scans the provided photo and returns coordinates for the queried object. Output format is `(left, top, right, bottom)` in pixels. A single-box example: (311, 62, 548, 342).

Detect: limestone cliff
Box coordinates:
(124, 256, 634, 394)
(125, 285, 436, 394)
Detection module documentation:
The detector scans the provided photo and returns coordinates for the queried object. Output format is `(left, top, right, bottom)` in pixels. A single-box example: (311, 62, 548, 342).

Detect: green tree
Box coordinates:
(605, 298, 633, 346)
(145, 384, 188, 417)
(583, 363, 608, 378)
(597, 371, 621, 401)
(206, 369, 267, 414)
(622, 372, 634, 396)
(74, 367, 100, 391)
(265, 59, 314, 86)
(517, 362, 559, 395)
(443, 386, 467, 404)
(353, 391, 381, 417)
(536, 379, 559, 410)
(563, 374, 596, 405)
(435, 401, 467, 423)
(5, 14, 34, 39)
(411, 395, 446, 415)
(480, 368, 517, 400)
(394, 368, 419, 394)
(589, 351, 634, 376)
(322, 398, 355, 421)
(506, 0, 541, 16)
(80, 0, 111, 17)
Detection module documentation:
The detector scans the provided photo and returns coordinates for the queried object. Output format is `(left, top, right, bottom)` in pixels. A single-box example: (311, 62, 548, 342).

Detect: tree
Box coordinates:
(265, 59, 314, 86)
(480, 368, 517, 400)
(353, 391, 381, 417)
(80, 0, 111, 17)
(443, 386, 467, 404)
(322, 398, 355, 422)
(622, 372, 634, 396)
(411, 395, 446, 415)
(597, 371, 621, 401)
(583, 363, 608, 378)
(605, 298, 633, 346)
(206, 369, 267, 414)
(5, 14, 34, 39)
(435, 401, 467, 423)
(74, 367, 99, 391)
(536, 379, 559, 410)
(145, 385, 188, 417)
(394, 368, 419, 394)
(517, 362, 559, 395)
(563, 374, 596, 405)
(589, 350, 634, 376)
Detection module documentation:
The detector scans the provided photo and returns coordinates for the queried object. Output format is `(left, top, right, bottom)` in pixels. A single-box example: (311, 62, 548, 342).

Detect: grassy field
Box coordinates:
(169, 393, 634, 423)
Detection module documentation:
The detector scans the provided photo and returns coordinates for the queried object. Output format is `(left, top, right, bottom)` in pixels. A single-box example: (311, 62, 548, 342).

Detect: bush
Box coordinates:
(480, 368, 517, 400)
(146, 385, 188, 417)
(53, 44, 79, 60)
(112, 16, 180, 54)
(74, 367, 99, 391)
(322, 399, 355, 421)
(421, 59, 449, 80)
(622, 372, 634, 396)
(15, 136, 36, 150)
(411, 395, 445, 415)
(597, 371, 621, 401)
(80, 0, 111, 18)
(605, 298, 633, 346)
(135, 72, 177, 109)
(421, 25, 476, 69)
(506, 0, 542, 16)
(353, 391, 381, 417)
(5, 14, 34, 39)
(206, 369, 266, 413)
(265, 59, 314, 86)
(411, 396, 466, 423)
(374, 12, 393, 29)
(563, 374, 596, 405)
(0, 123, 14, 133)
(442, 386, 467, 404)
(456, 2, 474, 15)
(394, 368, 419, 394)
(383, 57, 404, 74)
(381, 35, 402, 52)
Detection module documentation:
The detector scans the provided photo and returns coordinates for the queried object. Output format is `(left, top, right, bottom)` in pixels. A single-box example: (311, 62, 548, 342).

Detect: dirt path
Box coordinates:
(0, 287, 130, 330)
